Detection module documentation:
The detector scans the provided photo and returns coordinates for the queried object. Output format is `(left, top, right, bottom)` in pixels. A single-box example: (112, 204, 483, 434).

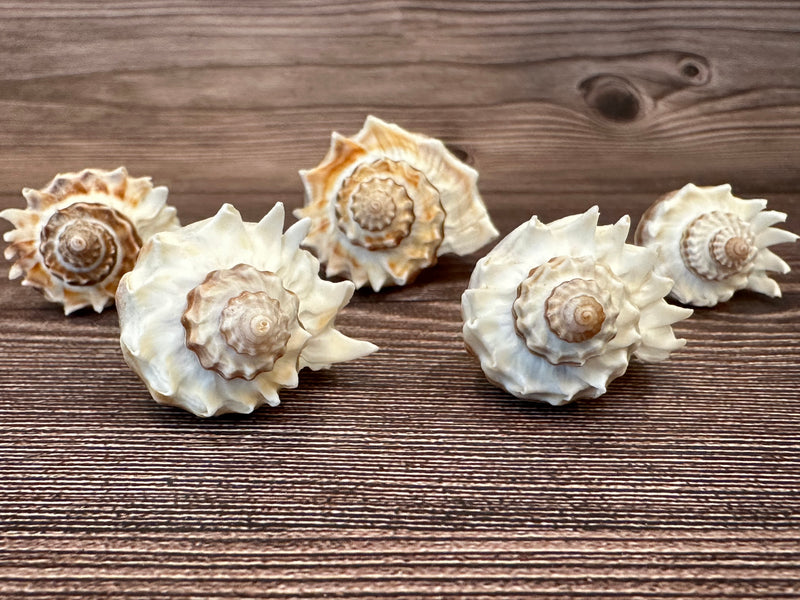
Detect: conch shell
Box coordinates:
(294, 116, 499, 290)
(116, 203, 377, 417)
(462, 207, 692, 406)
(0, 167, 179, 314)
(635, 184, 797, 306)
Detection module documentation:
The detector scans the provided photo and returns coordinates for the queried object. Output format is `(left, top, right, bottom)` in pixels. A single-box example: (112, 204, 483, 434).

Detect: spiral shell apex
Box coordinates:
(116, 203, 377, 417)
(462, 207, 692, 406)
(295, 115, 499, 290)
(635, 184, 798, 307)
(0, 167, 179, 314)
(182, 264, 305, 381)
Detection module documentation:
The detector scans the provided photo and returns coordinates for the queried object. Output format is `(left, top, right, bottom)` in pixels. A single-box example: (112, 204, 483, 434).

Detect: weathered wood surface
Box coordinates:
(1, 2, 799, 598)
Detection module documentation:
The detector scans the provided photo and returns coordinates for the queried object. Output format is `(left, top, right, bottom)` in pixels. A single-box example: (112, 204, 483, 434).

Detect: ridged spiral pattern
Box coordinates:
(680, 211, 756, 281)
(545, 279, 607, 343)
(39, 202, 141, 286)
(350, 179, 400, 233)
(182, 264, 302, 381)
(219, 291, 292, 359)
(336, 159, 419, 251)
(512, 256, 622, 366)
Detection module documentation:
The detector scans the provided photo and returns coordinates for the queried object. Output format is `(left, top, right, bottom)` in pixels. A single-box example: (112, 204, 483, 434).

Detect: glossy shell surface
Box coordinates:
(116, 203, 377, 417)
(462, 207, 692, 406)
(0, 167, 179, 314)
(635, 184, 797, 306)
(295, 115, 498, 290)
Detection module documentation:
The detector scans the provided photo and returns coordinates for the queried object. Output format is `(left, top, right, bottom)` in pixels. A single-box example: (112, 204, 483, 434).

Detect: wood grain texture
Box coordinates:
(1, 2, 799, 598)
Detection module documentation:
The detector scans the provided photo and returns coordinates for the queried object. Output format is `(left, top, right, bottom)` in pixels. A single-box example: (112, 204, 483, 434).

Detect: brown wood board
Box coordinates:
(0, 2, 799, 598)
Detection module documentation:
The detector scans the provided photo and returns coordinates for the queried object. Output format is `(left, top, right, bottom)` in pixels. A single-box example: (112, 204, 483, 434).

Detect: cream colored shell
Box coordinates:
(0, 167, 179, 314)
(462, 207, 692, 406)
(295, 115, 499, 290)
(116, 203, 377, 417)
(635, 184, 797, 306)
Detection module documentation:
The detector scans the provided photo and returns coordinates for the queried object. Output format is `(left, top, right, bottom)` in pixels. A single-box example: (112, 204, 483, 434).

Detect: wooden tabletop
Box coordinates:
(1, 2, 799, 598)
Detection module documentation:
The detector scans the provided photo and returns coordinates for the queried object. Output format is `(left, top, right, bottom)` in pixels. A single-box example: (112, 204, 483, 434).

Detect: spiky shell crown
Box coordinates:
(0, 167, 179, 314)
(295, 116, 498, 291)
(462, 207, 692, 406)
(116, 203, 377, 417)
(635, 184, 798, 307)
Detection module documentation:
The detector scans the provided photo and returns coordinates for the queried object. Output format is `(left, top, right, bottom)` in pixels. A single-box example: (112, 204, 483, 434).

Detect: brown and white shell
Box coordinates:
(294, 116, 499, 290)
(635, 184, 798, 306)
(462, 207, 692, 406)
(0, 167, 179, 314)
(117, 203, 377, 417)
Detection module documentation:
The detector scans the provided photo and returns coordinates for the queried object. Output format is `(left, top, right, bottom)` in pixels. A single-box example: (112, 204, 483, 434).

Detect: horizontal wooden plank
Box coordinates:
(0, 3, 798, 196)
(1, 93, 799, 195)
(1, 530, 799, 597)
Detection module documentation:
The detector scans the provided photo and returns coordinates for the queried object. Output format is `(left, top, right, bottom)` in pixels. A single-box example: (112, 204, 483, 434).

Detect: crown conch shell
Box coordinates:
(116, 203, 378, 417)
(294, 116, 499, 290)
(0, 167, 179, 314)
(462, 207, 693, 406)
(635, 184, 798, 306)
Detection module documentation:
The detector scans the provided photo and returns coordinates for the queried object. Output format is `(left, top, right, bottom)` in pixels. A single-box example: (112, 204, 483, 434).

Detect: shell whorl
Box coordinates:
(336, 158, 432, 251)
(681, 211, 756, 281)
(349, 177, 402, 232)
(39, 202, 141, 286)
(219, 291, 292, 359)
(513, 256, 623, 366)
(545, 279, 607, 343)
(182, 264, 303, 381)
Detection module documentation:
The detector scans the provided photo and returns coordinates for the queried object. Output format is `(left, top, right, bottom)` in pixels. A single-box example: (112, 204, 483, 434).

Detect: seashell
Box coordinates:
(116, 202, 377, 417)
(294, 115, 499, 290)
(0, 167, 179, 314)
(461, 207, 692, 406)
(635, 184, 798, 306)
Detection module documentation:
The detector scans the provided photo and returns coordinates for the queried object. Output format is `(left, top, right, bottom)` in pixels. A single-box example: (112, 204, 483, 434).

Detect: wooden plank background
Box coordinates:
(1, 2, 799, 598)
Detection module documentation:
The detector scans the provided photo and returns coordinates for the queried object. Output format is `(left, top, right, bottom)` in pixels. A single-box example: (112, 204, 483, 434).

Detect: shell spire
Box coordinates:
(117, 203, 377, 417)
(462, 207, 692, 406)
(635, 184, 798, 306)
(0, 167, 179, 314)
(295, 116, 498, 290)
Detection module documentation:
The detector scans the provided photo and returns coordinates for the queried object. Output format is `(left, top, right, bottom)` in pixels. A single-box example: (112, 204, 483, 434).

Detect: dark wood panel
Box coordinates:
(1, 2, 799, 598)
(0, 2, 799, 196)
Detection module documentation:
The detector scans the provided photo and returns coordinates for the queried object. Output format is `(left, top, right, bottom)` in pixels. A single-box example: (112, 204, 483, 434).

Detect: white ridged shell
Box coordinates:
(116, 203, 377, 417)
(295, 115, 499, 291)
(462, 207, 692, 406)
(0, 167, 179, 314)
(635, 184, 798, 306)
